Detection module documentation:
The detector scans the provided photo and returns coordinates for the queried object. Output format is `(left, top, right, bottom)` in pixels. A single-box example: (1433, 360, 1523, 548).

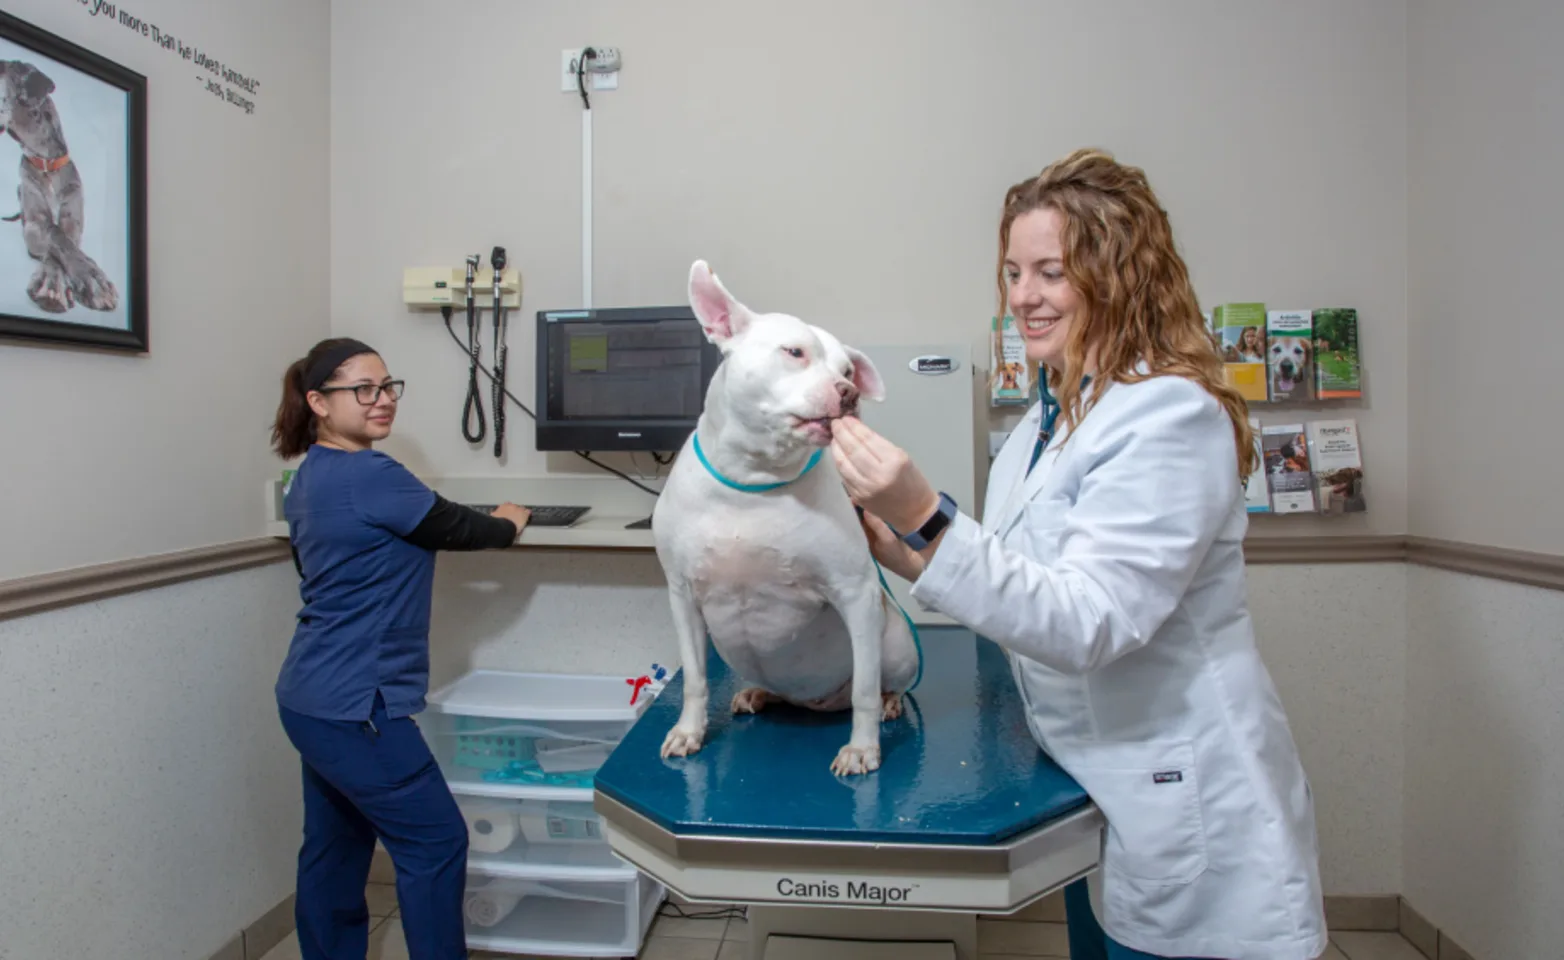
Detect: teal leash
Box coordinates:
(873, 556, 923, 692)
(691, 430, 924, 695)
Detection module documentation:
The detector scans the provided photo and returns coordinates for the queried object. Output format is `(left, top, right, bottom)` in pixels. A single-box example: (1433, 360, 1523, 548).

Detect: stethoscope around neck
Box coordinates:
(1035, 373, 1092, 449)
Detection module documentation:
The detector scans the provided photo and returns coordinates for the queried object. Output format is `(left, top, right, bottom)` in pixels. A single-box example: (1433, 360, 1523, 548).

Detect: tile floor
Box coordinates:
(257, 884, 1431, 960)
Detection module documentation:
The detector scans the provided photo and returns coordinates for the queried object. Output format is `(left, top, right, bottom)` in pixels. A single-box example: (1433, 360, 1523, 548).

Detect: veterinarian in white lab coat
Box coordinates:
(831, 148, 1327, 960)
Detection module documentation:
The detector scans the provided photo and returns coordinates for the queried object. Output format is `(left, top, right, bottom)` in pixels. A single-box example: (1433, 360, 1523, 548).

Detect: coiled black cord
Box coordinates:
(448, 304, 487, 444)
(440, 309, 662, 497)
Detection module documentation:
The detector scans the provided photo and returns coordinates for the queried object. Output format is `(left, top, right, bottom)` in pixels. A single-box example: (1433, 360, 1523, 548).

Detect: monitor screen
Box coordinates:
(534, 306, 723, 452)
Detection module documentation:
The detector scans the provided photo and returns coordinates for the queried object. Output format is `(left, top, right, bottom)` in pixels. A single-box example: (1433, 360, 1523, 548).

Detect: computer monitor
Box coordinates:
(534, 305, 724, 452)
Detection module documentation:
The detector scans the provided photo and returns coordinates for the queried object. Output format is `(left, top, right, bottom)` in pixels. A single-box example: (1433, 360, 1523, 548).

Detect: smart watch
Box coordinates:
(899, 491, 957, 550)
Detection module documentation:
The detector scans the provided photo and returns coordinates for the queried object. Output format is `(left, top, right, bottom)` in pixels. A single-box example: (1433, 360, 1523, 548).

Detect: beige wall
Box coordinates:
(0, 564, 303, 959)
(1408, 0, 1560, 557)
(1405, 3, 1564, 958)
(330, 0, 1409, 541)
(0, 0, 328, 955)
(1403, 568, 1564, 960)
(0, 0, 331, 581)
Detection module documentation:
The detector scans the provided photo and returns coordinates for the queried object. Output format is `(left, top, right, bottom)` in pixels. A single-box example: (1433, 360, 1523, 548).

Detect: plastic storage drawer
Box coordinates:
(457, 794, 637, 881)
(423, 669, 651, 801)
(462, 873, 664, 958)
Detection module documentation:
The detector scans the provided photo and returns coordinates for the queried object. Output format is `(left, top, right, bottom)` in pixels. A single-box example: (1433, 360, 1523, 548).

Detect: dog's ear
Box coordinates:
(18, 63, 55, 100)
(688, 260, 752, 348)
(843, 346, 886, 402)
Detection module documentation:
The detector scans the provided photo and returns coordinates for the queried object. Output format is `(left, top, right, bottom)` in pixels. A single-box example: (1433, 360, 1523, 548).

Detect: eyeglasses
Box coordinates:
(316, 380, 406, 405)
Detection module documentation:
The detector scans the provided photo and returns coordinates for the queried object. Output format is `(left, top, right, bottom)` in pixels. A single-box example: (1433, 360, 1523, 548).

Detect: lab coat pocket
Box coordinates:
(1064, 738, 1208, 886)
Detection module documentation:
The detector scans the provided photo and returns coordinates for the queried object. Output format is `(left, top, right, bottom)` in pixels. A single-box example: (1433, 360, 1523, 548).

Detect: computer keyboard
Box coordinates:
(464, 504, 591, 528)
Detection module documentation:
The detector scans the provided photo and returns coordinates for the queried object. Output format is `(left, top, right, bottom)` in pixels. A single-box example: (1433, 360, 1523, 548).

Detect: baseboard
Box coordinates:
(1320, 895, 1477, 960)
(203, 893, 295, 960)
(1396, 897, 1478, 960)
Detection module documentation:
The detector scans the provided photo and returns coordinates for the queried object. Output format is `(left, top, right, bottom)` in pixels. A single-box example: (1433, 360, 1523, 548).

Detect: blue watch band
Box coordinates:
(900, 492, 957, 550)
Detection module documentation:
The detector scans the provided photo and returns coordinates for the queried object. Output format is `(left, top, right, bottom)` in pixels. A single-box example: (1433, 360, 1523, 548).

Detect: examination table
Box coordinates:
(593, 627, 1106, 960)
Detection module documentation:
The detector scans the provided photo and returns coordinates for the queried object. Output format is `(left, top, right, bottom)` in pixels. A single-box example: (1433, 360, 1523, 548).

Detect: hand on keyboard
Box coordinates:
(490, 503, 532, 532)
(465, 504, 591, 528)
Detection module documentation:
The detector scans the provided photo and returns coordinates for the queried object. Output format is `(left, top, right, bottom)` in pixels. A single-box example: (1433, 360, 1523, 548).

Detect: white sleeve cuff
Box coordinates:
(909, 510, 982, 619)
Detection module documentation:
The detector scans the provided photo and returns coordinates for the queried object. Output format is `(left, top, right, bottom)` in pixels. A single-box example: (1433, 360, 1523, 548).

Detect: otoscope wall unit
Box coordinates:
(403, 265, 522, 310)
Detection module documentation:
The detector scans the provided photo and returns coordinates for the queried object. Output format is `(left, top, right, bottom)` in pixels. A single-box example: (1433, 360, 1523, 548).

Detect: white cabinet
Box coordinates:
(425, 669, 665, 957)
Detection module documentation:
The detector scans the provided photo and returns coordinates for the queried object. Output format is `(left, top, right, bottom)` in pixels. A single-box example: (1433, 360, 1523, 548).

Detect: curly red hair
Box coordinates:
(996, 148, 1257, 479)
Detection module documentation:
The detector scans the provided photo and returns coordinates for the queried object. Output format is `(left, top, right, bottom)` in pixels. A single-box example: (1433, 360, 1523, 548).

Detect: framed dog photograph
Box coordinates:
(0, 10, 148, 353)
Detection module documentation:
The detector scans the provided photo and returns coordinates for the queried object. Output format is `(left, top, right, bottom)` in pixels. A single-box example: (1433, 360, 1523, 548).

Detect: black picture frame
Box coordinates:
(0, 9, 148, 353)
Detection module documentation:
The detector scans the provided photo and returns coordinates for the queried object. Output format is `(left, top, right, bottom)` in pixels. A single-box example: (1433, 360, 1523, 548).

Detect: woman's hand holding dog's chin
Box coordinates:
(829, 416, 940, 534)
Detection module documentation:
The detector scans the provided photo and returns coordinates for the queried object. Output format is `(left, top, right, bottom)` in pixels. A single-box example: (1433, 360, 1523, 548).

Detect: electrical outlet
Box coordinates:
(561, 47, 622, 92)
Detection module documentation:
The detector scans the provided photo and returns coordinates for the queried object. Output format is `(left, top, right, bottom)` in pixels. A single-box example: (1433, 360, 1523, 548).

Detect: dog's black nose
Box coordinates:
(837, 381, 856, 401)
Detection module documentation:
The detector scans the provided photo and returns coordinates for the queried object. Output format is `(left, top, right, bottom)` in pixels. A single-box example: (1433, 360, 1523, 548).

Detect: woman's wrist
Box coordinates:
(888, 492, 943, 536)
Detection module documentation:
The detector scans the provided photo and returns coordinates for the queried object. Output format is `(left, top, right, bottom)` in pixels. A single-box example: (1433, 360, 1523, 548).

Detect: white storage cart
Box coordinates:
(423, 669, 666, 957)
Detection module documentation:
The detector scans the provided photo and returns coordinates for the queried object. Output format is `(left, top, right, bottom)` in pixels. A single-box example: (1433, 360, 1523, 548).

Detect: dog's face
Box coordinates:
(0, 60, 65, 156)
(688, 260, 884, 448)
(1268, 337, 1312, 392)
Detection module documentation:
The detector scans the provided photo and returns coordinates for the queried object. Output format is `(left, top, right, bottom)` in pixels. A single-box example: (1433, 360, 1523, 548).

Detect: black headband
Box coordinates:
(303, 339, 377, 393)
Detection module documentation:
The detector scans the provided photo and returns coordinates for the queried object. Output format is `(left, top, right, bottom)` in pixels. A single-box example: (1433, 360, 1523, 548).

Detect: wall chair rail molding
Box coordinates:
(2, 533, 1562, 622)
(1405, 536, 1564, 593)
(0, 538, 288, 621)
(1243, 535, 1407, 565)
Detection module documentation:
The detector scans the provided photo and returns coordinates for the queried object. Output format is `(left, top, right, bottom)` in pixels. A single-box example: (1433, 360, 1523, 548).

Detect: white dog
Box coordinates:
(650, 260, 921, 776)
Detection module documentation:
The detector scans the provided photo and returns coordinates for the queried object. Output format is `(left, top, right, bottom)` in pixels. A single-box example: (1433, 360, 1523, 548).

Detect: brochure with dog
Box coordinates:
(1244, 416, 1271, 513)
(990, 315, 1035, 406)
(1261, 423, 1316, 513)
(1213, 302, 1269, 403)
(1266, 310, 1315, 402)
(1312, 308, 1362, 399)
(1306, 419, 1366, 514)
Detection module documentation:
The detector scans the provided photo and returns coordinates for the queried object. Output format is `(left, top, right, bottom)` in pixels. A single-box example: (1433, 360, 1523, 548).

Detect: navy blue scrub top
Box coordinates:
(276, 444, 439, 722)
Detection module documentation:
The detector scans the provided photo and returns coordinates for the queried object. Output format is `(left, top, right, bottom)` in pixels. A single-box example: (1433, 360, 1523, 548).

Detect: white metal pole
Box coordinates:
(582, 108, 593, 309)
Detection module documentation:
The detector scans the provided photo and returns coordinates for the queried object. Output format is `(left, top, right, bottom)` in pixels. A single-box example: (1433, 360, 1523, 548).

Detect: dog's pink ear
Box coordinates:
(843, 346, 885, 402)
(688, 260, 750, 347)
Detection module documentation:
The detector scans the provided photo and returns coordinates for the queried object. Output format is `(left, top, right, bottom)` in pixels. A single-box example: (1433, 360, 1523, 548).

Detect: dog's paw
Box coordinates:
(28, 262, 72, 313)
(660, 725, 705, 759)
(880, 692, 904, 721)
(830, 742, 881, 777)
(70, 259, 117, 312)
(731, 687, 775, 715)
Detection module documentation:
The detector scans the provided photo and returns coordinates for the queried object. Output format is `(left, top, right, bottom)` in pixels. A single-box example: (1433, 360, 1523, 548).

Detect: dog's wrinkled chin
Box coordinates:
(795, 418, 834, 446)
(789, 396, 856, 447)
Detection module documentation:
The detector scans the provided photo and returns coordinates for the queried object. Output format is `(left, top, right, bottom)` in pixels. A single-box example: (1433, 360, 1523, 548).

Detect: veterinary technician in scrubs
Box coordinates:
(270, 337, 532, 960)
(831, 149, 1327, 960)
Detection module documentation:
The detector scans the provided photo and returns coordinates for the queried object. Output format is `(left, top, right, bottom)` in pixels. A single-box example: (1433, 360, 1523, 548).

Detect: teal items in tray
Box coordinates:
(452, 716, 622, 787)
(480, 759, 597, 789)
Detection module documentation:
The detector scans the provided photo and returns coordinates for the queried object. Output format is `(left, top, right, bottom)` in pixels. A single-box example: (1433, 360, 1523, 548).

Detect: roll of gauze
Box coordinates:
(461, 801, 519, 854)
(464, 888, 523, 928)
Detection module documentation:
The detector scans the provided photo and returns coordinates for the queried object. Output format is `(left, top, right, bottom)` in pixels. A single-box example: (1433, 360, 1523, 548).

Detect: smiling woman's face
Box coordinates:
(307, 352, 400, 451)
(1004, 207, 1083, 372)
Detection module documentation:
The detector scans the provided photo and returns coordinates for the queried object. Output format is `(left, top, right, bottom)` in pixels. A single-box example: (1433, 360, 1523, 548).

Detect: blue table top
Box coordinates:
(594, 628, 1090, 846)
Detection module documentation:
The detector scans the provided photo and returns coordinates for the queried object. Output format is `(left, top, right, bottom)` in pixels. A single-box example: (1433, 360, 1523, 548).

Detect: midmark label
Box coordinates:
(774, 877, 919, 906)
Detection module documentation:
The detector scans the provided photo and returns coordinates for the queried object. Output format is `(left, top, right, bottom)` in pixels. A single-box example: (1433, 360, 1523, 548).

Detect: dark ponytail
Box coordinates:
(271, 337, 377, 459)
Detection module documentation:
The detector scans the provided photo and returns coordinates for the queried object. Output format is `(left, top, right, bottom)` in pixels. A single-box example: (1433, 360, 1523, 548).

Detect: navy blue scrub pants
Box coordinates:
(278, 693, 469, 960)
(1064, 879, 1211, 960)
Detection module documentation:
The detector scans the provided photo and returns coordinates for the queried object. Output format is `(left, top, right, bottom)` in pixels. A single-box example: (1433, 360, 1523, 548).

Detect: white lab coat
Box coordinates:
(910, 373, 1327, 960)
